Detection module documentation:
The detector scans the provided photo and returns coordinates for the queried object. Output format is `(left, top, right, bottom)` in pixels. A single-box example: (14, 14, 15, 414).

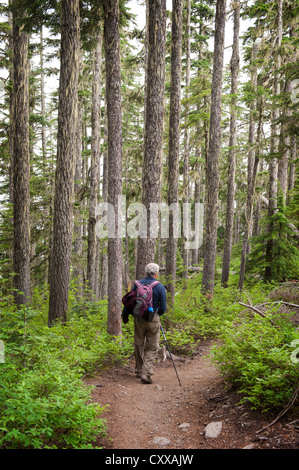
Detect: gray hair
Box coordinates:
(145, 263, 159, 276)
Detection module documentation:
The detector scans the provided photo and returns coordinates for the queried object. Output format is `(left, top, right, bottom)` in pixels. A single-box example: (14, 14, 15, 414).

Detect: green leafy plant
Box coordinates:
(1, 269, 298, 447)
(0, 292, 134, 449)
(247, 193, 299, 282)
(0, 358, 106, 449)
(211, 305, 299, 411)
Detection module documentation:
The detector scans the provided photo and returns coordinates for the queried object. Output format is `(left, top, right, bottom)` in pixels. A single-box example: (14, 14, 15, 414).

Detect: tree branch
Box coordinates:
(239, 302, 278, 326)
(257, 385, 299, 434)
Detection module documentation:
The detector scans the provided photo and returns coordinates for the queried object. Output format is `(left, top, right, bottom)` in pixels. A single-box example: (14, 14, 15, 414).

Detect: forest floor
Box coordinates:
(85, 339, 298, 451)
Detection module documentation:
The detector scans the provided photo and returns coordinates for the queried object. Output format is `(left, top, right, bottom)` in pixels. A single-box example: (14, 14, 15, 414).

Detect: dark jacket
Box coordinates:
(122, 276, 167, 322)
(131, 276, 167, 316)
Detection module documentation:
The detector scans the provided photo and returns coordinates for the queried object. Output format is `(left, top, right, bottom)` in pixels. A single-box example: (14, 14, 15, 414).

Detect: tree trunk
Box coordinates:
(287, 136, 296, 204)
(192, 155, 201, 266)
(99, 103, 108, 300)
(165, 0, 183, 301)
(244, 41, 258, 258)
(265, 0, 283, 282)
(87, 32, 102, 298)
(39, 27, 51, 283)
(192, 20, 205, 268)
(8, 4, 14, 272)
(252, 194, 261, 237)
(73, 50, 84, 295)
(238, 42, 258, 291)
(136, 0, 166, 280)
(221, 2, 240, 287)
(278, 79, 292, 202)
(12, 1, 31, 306)
(8, 1, 13, 210)
(103, 0, 123, 337)
(238, 96, 263, 291)
(201, 0, 226, 295)
(48, 0, 80, 325)
(182, 0, 191, 280)
(40, 28, 47, 167)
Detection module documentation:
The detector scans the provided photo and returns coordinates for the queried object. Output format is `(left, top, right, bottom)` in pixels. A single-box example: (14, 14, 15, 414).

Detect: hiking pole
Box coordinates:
(160, 324, 182, 387)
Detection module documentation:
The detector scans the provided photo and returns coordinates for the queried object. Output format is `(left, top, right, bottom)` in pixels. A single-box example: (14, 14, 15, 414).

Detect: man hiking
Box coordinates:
(122, 263, 167, 384)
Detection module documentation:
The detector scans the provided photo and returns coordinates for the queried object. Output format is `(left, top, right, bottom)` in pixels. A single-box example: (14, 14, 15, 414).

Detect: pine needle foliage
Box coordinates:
(247, 191, 299, 283)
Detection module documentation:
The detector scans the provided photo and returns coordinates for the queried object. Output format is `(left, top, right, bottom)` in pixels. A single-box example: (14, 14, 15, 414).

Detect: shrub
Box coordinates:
(169, 278, 299, 412)
(0, 358, 106, 449)
(247, 194, 299, 283)
(1, 273, 298, 446)
(211, 306, 299, 411)
(0, 296, 133, 449)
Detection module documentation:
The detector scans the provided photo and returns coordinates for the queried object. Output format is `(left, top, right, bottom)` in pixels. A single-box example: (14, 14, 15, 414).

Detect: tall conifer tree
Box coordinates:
(136, 0, 166, 279)
(165, 0, 183, 300)
(87, 31, 102, 298)
(48, 0, 80, 325)
(12, 0, 31, 307)
(103, 0, 123, 337)
(221, 1, 240, 287)
(202, 0, 226, 295)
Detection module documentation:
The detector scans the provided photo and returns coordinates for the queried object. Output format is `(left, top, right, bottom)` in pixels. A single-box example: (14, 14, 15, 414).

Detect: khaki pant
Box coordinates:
(134, 313, 160, 377)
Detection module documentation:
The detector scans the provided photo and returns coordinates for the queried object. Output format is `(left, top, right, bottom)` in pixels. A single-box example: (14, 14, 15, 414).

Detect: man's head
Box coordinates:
(145, 263, 159, 278)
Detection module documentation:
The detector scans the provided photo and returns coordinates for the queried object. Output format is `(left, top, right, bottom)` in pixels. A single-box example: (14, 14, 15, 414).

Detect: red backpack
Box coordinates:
(122, 280, 160, 322)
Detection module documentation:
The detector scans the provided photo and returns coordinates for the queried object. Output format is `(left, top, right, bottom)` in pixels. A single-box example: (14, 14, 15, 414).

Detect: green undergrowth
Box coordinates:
(0, 287, 134, 449)
(1, 274, 298, 448)
(211, 305, 299, 411)
(161, 275, 299, 412)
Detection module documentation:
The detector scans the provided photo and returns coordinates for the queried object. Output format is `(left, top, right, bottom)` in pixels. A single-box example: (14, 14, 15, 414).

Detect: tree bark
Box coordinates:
(165, 0, 183, 301)
(40, 28, 47, 167)
(87, 32, 102, 298)
(192, 158, 202, 266)
(287, 136, 296, 204)
(73, 50, 84, 294)
(182, 0, 191, 280)
(221, 2, 240, 287)
(99, 103, 108, 300)
(135, 0, 166, 280)
(238, 96, 263, 291)
(201, 0, 226, 295)
(277, 82, 291, 202)
(48, 0, 80, 325)
(103, 0, 123, 337)
(39, 27, 51, 283)
(265, 0, 283, 282)
(12, 0, 31, 306)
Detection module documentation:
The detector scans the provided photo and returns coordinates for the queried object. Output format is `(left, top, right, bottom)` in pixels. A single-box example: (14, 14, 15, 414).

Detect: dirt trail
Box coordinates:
(85, 340, 298, 450)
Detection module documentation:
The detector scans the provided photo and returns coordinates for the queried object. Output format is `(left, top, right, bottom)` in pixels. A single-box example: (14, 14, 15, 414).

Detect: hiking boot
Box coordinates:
(141, 375, 152, 384)
(136, 372, 142, 379)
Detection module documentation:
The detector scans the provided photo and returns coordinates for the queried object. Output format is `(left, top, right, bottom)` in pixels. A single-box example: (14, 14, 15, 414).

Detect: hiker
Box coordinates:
(122, 263, 167, 384)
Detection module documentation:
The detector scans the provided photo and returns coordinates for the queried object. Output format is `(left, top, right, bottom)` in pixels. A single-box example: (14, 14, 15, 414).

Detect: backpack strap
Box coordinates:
(134, 280, 160, 289)
(149, 280, 160, 288)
